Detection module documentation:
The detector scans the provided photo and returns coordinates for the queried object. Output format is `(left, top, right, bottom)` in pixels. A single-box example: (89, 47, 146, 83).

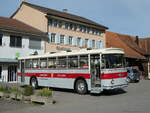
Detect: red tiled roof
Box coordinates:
(139, 38, 150, 55)
(11, 2, 108, 30)
(0, 16, 47, 37)
(106, 31, 146, 59)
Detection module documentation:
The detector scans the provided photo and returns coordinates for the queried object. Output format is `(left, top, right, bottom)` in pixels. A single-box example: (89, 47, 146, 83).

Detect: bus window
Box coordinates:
(40, 58, 47, 68)
(48, 57, 56, 68)
(57, 57, 67, 68)
(68, 56, 78, 68)
(25, 59, 32, 68)
(79, 55, 88, 69)
(32, 59, 39, 68)
(101, 54, 125, 69)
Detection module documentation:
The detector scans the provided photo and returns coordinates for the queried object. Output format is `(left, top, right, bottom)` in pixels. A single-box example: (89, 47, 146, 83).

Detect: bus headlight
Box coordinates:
(111, 79, 115, 84)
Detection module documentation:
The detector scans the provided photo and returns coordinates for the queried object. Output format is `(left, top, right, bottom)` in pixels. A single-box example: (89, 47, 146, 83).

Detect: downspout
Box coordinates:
(148, 58, 150, 79)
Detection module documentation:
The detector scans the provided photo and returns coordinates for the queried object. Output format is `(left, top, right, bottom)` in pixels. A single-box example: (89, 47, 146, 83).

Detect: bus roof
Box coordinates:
(18, 48, 124, 60)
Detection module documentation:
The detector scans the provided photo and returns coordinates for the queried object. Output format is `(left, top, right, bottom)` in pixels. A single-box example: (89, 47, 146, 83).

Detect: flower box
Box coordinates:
(23, 96, 31, 101)
(10, 93, 17, 100)
(16, 94, 23, 100)
(31, 95, 52, 105)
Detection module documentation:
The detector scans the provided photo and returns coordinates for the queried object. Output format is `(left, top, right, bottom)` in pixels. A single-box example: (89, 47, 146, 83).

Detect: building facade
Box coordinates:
(0, 17, 47, 82)
(11, 2, 108, 53)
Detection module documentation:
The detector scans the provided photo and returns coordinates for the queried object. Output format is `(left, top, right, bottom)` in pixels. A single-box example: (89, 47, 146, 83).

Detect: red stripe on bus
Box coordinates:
(18, 72, 127, 79)
(17, 73, 91, 79)
(101, 72, 127, 79)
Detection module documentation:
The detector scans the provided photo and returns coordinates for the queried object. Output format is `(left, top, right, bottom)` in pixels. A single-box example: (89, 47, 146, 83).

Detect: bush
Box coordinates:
(0, 85, 11, 94)
(10, 87, 22, 95)
(23, 86, 34, 96)
(0, 85, 4, 92)
(37, 88, 52, 97)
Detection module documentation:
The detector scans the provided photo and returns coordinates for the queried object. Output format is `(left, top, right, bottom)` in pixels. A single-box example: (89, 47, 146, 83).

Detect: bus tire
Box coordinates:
(75, 79, 87, 94)
(30, 76, 38, 89)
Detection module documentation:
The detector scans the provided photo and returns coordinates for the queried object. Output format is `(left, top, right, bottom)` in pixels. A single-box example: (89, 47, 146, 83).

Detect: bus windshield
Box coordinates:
(101, 54, 125, 69)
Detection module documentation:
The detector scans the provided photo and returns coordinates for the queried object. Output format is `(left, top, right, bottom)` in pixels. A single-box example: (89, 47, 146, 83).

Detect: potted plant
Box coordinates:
(22, 85, 34, 101)
(31, 88, 53, 104)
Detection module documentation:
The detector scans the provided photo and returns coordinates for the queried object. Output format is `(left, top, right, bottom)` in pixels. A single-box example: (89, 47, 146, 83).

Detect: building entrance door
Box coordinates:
(8, 65, 17, 82)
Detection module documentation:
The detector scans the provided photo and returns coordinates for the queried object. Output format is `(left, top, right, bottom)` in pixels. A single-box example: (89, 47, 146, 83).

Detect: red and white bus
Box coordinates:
(18, 48, 128, 94)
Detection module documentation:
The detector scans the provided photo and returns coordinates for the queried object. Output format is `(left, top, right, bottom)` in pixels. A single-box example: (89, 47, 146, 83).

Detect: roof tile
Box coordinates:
(106, 31, 146, 59)
(0, 16, 47, 37)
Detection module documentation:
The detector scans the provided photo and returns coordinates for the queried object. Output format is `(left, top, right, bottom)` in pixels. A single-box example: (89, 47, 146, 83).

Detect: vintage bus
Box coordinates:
(18, 48, 128, 94)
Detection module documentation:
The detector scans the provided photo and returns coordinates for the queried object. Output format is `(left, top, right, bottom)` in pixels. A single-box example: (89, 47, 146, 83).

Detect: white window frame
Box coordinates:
(69, 36, 73, 45)
(77, 37, 81, 46)
(92, 40, 95, 48)
(51, 33, 56, 43)
(60, 35, 65, 44)
(85, 39, 88, 47)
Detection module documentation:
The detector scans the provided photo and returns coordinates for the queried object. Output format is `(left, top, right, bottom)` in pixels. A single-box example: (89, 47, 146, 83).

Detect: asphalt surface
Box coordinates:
(0, 80, 150, 113)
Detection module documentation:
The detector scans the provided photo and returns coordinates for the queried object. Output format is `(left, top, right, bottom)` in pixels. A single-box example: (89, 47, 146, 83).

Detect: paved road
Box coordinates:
(1, 80, 150, 113)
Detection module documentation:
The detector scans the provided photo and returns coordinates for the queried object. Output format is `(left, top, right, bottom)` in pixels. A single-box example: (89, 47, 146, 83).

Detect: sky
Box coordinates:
(0, 0, 150, 38)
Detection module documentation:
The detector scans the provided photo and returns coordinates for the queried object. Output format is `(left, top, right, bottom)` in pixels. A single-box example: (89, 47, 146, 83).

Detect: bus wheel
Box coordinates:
(75, 79, 87, 94)
(30, 77, 38, 89)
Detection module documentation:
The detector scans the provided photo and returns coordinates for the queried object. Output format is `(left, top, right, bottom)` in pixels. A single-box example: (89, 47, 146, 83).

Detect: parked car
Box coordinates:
(127, 68, 140, 83)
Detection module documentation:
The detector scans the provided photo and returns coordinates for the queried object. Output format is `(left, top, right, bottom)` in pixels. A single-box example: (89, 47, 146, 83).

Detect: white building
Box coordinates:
(0, 17, 47, 82)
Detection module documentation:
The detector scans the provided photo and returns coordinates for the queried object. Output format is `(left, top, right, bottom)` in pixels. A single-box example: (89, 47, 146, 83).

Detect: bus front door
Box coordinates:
(90, 54, 101, 93)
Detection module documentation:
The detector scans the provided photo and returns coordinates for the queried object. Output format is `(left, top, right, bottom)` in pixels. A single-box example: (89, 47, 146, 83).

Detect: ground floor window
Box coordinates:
(8, 65, 17, 82)
(29, 38, 41, 49)
(0, 66, 2, 79)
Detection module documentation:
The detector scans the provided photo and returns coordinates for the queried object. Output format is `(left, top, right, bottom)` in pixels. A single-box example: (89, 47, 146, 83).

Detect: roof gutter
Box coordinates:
(0, 27, 48, 38)
(46, 14, 108, 30)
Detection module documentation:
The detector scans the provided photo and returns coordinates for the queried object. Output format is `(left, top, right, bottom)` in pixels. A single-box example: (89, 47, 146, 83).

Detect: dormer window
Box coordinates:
(48, 19, 53, 26)
(53, 20, 58, 27)
(65, 23, 69, 29)
(58, 21, 62, 28)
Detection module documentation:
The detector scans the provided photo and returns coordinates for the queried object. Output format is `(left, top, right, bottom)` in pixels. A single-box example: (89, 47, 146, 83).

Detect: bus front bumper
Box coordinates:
(102, 84, 128, 90)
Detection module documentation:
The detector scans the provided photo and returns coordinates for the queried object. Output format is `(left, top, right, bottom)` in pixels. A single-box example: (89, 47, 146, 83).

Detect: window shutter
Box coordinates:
(55, 33, 60, 44)
(29, 39, 41, 49)
(96, 40, 104, 49)
(95, 41, 100, 49)
(72, 37, 77, 46)
(100, 40, 104, 49)
(88, 39, 92, 48)
(48, 32, 51, 43)
(81, 38, 84, 47)
(64, 35, 68, 45)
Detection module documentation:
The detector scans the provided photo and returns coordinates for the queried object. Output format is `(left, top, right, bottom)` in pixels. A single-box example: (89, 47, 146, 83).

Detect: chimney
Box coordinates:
(135, 36, 139, 45)
(62, 9, 68, 13)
